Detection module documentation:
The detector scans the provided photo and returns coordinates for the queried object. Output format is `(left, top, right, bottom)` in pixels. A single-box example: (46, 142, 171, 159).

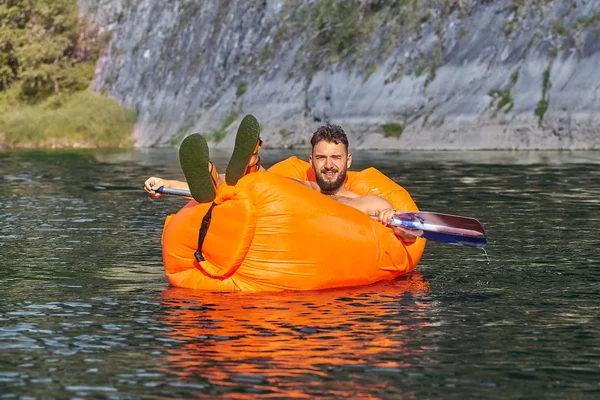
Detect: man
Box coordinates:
(145, 120, 417, 243)
(287, 124, 417, 243)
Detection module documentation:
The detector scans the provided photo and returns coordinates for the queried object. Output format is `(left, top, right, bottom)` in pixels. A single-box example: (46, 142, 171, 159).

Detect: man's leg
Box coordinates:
(225, 115, 263, 185)
(179, 134, 216, 203)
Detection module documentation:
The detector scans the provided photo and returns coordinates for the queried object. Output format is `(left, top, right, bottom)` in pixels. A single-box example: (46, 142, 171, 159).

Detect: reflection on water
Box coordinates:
(160, 275, 430, 397)
(0, 149, 599, 398)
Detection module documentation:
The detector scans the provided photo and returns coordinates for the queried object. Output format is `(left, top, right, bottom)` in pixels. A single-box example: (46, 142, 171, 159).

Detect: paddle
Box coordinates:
(386, 212, 487, 248)
(154, 187, 487, 248)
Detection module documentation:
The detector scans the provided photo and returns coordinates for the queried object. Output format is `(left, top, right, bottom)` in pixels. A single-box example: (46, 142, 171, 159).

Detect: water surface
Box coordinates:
(1, 149, 599, 398)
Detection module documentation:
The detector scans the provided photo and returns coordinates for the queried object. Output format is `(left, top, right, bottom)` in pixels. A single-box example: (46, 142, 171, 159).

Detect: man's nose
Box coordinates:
(324, 158, 334, 168)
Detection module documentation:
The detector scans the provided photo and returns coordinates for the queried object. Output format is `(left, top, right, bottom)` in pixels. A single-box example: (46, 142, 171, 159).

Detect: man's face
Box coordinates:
(309, 140, 352, 194)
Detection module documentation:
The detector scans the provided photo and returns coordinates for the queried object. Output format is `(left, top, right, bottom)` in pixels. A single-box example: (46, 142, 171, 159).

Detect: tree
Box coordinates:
(0, 0, 35, 90)
(0, 0, 85, 100)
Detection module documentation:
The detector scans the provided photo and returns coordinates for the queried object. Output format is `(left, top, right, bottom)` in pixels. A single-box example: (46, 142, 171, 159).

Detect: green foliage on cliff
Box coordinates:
(0, 0, 134, 148)
(236, 81, 247, 97)
(206, 110, 240, 143)
(268, 0, 466, 80)
(534, 68, 551, 127)
(265, 0, 588, 86)
(382, 123, 404, 138)
(307, 0, 367, 70)
(489, 70, 519, 117)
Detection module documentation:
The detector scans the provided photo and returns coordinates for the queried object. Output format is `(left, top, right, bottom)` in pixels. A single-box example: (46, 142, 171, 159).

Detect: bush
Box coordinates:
(236, 81, 247, 97)
(0, 91, 136, 148)
(382, 123, 404, 138)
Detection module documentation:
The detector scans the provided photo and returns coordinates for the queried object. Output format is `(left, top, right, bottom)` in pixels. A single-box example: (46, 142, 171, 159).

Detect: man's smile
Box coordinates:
(321, 169, 338, 180)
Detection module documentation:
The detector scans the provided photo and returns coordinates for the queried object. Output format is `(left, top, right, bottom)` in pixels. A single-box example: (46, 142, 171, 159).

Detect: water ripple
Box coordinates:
(1, 150, 599, 398)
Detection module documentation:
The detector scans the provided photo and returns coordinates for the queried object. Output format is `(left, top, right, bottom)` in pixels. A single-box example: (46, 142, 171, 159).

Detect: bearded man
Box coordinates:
(292, 124, 416, 243)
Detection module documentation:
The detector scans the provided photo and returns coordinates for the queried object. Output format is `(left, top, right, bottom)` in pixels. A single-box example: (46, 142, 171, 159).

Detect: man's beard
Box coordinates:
(315, 168, 347, 194)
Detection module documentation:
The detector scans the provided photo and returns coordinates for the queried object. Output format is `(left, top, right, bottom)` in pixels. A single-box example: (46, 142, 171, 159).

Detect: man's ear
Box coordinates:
(309, 154, 313, 167)
(346, 153, 352, 168)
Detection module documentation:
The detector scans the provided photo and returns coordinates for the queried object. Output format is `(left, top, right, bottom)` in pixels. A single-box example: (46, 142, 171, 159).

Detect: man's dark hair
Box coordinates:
(310, 124, 349, 152)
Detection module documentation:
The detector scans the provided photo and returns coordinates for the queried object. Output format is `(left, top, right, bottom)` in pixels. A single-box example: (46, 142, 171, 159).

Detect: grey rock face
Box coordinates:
(79, 0, 600, 149)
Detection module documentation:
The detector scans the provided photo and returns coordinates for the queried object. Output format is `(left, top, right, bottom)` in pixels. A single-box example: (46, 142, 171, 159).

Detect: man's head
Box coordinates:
(309, 124, 352, 194)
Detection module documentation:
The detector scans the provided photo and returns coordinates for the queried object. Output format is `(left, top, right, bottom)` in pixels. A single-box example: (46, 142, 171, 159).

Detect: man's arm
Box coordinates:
(362, 195, 418, 244)
(144, 177, 191, 199)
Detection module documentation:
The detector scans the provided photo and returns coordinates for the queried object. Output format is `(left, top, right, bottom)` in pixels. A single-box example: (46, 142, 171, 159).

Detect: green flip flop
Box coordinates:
(225, 114, 261, 185)
(179, 133, 216, 203)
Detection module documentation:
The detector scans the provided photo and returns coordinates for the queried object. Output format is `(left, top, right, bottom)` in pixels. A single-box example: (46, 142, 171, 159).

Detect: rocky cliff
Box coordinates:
(79, 0, 600, 149)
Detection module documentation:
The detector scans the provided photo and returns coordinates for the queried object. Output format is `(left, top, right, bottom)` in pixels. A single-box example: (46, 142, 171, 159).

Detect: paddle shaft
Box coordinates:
(155, 186, 192, 197)
(154, 186, 487, 248)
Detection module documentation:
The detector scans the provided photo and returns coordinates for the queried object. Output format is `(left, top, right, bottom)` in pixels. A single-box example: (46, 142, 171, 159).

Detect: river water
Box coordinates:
(1, 149, 598, 398)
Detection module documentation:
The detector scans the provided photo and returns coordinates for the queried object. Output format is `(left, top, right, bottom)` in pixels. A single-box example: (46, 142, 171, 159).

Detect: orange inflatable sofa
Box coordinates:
(161, 157, 425, 292)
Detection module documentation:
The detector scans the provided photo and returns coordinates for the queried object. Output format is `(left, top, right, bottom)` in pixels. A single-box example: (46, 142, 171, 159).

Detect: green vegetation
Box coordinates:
(572, 12, 600, 31)
(259, 1, 473, 78)
(548, 46, 560, 58)
(259, 43, 273, 63)
(0, 0, 134, 148)
(415, 53, 428, 78)
(382, 123, 404, 138)
(1, 0, 81, 96)
(0, 91, 135, 148)
(534, 68, 551, 127)
(236, 81, 247, 97)
(170, 121, 194, 147)
(279, 128, 290, 139)
(305, 0, 366, 71)
(488, 70, 519, 118)
(364, 65, 377, 82)
(429, 42, 444, 83)
(546, 12, 600, 57)
(206, 109, 240, 143)
(503, 20, 518, 37)
(384, 63, 404, 84)
(504, 0, 555, 37)
(423, 108, 435, 128)
(221, 110, 240, 131)
(575, 36, 584, 56)
(275, 25, 288, 43)
(551, 20, 569, 36)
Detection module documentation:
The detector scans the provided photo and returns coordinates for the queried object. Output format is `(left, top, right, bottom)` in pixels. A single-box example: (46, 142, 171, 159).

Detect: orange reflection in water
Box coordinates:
(158, 272, 432, 398)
